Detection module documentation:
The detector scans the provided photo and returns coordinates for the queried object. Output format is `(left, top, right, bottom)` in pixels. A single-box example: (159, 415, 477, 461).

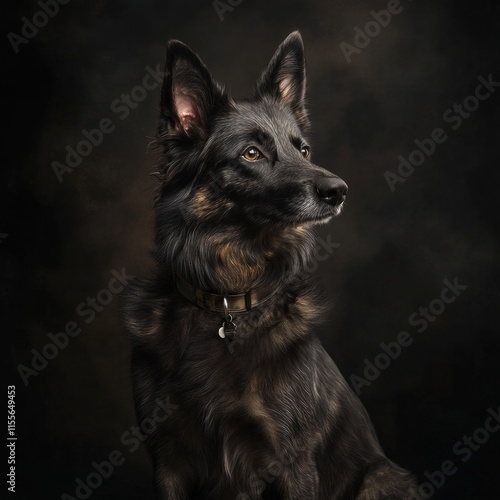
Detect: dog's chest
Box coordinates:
(176, 332, 316, 441)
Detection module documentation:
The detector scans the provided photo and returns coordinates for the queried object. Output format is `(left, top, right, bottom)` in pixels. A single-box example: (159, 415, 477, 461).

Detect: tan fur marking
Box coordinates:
(243, 373, 280, 448)
(295, 296, 319, 321)
(191, 188, 234, 219)
(291, 225, 308, 237)
(215, 242, 266, 291)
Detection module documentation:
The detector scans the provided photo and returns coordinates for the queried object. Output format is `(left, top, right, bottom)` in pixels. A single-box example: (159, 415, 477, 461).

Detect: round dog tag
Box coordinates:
(218, 325, 226, 338)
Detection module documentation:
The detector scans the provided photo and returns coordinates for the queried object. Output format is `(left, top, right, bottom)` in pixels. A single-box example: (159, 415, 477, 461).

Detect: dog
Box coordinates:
(122, 31, 420, 500)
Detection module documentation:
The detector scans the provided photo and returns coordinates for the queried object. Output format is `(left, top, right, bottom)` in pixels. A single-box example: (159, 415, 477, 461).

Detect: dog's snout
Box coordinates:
(315, 176, 348, 206)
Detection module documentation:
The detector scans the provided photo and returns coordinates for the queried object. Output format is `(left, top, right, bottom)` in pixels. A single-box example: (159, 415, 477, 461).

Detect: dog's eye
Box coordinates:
(301, 146, 311, 159)
(242, 147, 262, 162)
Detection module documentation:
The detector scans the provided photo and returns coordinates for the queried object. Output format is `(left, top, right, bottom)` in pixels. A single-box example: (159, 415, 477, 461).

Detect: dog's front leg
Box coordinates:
(278, 454, 320, 500)
(152, 462, 191, 500)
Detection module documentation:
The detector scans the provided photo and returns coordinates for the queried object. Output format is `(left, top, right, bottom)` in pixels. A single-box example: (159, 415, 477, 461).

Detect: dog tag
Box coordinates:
(218, 325, 226, 339)
(218, 319, 236, 339)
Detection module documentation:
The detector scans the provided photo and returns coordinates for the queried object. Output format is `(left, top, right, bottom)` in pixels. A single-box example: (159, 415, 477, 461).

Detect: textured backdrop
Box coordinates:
(4, 0, 500, 498)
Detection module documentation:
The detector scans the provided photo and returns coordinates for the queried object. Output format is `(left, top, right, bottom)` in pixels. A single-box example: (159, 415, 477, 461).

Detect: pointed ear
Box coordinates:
(160, 40, 228, 137)
(255, 31, 308, 129)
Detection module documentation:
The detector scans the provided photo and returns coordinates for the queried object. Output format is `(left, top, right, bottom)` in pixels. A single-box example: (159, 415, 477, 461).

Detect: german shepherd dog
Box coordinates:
(122, 32, 420, 499)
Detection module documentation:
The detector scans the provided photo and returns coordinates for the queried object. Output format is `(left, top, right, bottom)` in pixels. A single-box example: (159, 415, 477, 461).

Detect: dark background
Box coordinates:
(3, 0, 500, 498)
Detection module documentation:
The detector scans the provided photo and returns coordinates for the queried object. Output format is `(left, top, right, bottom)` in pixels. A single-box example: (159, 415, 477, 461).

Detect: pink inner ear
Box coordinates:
(174, 90, 197, 130)
(279, 77, 294, 102)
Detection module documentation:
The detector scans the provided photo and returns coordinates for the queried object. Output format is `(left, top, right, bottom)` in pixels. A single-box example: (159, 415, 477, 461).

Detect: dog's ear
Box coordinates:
(160, 40, 228, 138)
(255, 31, 308, 129)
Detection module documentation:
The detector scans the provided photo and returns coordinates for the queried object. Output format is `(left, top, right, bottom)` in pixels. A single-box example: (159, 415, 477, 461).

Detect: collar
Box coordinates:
(175, 275, 277, 314)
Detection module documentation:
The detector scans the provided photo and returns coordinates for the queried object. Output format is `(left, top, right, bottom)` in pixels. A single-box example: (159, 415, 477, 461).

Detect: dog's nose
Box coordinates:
(315, 176, 348, 206)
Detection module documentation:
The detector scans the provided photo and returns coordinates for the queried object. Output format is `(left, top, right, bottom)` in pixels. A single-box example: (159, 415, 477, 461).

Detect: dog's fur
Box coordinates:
(122, 32, 420, 499)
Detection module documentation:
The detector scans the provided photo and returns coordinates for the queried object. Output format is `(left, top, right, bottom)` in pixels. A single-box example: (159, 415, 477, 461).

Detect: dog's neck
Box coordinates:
(170, 225, 315, 293)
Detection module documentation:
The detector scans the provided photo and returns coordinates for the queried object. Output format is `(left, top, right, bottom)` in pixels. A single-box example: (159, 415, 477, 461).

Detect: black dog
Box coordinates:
(122, 31, 420, 499)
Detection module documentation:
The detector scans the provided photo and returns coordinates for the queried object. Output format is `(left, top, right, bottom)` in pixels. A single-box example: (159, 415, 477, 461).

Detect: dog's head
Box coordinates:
(154, 32, 347, 291)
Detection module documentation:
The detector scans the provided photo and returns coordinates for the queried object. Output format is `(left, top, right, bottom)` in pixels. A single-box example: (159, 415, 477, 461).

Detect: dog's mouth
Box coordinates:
(296, 202, 345, 226)
(330, 202, 345, 217)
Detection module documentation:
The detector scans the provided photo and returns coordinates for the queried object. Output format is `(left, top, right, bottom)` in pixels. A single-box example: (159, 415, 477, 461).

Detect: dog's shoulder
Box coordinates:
(120, 272, 174, 345)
